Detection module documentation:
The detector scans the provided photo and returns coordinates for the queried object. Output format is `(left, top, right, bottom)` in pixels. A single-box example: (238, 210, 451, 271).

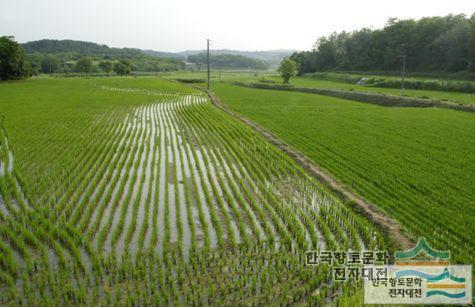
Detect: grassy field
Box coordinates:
(164, 71, 475, 105)
(282, 76, 475, 105)
(0, 77, 383, 304)
(212, 83, 475, 266)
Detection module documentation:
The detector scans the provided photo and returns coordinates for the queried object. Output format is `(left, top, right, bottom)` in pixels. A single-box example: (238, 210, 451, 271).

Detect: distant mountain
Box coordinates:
(187, 53, 269, 70)
(22, 39, 145, 58)
(142, 49, 184, 59)
(179, 49, 297, 67)
(21, 39, 296, 68)
(21, 39, 185, 74)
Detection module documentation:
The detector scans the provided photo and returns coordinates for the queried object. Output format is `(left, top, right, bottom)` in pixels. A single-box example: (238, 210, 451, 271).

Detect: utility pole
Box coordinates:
(401, 54, 406, 96)
(207, 39, 210, 90)
(218, 61, 221, 82)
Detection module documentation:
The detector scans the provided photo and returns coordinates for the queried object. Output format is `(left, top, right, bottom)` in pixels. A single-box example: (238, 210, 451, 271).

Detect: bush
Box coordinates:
(305, 72, 475, 93)
(175, 78, 205, 84)
(305, 72, 361, 84)
(365, 77, 475, 93)
(257, 77, 276, 84)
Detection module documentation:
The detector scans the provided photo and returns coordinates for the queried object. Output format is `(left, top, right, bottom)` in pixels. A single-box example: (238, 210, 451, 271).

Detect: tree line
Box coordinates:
(26, 52, 183, 75)
(187, 53, 269, 70)
(0, 37, 186, 80)
(290, 14, 475, 75)
(1, 37, 273, 80)
(22, 39, 146, 58)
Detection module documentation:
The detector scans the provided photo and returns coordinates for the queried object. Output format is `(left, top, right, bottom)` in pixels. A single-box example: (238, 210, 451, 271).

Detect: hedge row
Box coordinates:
(304, 72, 475, 94)
(233, 82, 475, 113)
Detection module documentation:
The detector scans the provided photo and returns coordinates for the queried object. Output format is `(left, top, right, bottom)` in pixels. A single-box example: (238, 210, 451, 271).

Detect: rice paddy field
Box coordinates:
(212, 83, 475, 269)
(0, 77, 387, 305)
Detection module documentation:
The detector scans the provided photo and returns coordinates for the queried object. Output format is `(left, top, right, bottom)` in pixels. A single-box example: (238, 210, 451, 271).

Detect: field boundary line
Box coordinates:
(232, 82, 475, 113)
(204, 89, 414, 251)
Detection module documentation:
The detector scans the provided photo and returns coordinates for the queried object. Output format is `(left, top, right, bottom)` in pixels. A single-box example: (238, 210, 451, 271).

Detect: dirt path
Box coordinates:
(205, 89, 413, 251)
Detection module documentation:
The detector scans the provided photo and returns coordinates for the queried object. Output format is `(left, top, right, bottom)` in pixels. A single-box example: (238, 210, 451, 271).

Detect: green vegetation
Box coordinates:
(98, 60, 113, 75)
(75, 56, 93, 75)
(20, 39, 278, 75)
(305, 72, 475, 93)
(22, 39, 185, 74)
(169, 70, 475, 107)
(113, 59, 132, 76)
(0, 36, 30, 80)
(181, 49, 294, 67)
(277, 58, 297, 83)
(22, 39, 148, 57)
(291, 14, 475, 75)
(289, 75, 475, 105)
(4, 12, 473, 301)
(212, 83, 475, 266)
(187, 53, 269, 70)
(169, 70, 475, 105)
(0, 77, 382, 304)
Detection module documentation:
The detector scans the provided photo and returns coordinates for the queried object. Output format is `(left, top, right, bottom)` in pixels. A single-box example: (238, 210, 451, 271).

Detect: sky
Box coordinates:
(1, 0, 474, 52)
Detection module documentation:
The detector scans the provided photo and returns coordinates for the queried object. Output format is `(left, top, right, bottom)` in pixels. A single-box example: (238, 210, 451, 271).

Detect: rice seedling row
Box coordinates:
(0, 78, 385, 304)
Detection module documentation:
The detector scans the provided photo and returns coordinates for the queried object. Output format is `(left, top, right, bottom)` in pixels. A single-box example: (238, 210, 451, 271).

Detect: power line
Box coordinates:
(207, 39, 211, 90)
(401, 54, 406, 96)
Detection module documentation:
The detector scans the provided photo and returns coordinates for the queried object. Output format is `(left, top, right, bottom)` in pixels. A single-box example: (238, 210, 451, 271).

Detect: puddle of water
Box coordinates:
(155, 103, 168, 254)
(115, 106, 152, 256)
(100, 86, 182, 98)
(198, 141, 240, 244)
(130, 105, 158, 253)
(143, 104, 160, 252)
(5, 139, 14, 173)
(168, 181, 178, 245)
(186, 176, 204, 248)
(102, 110, 148, 254)
(184, 144, 216, 248)
(0, 196, 9, 217)
(165, 106, 193, 256)
(90, 112, 142, 237)
(212, 148, 266, 241)
(204, 147, 244, 245)
(74, 123, 128, 218)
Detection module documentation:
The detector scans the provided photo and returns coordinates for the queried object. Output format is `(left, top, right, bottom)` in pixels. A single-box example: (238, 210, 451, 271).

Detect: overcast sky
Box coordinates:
(1, 0, 474, 52)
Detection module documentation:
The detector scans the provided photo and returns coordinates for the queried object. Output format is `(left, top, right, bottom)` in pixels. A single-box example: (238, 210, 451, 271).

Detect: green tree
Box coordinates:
(187, 54, 206, 71)
(151, 62, 163, 75)
(41, 54, 60, 73)
(469, 13, 475, 72)
(187, 53, 268, 70)
(277, 58, 297, 83)
(27, 53, 42, 76)
(113, 60, 131, 76)
(98, 60, 113, 75)
(291, 14, 474, 74)
(76, 56, 93, 75)
(0, 36, 30, 80)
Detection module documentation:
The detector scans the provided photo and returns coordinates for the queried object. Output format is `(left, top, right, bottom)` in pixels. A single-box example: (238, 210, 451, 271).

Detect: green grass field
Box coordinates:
(0, 77, 383, 304)
(164, 70, 475, 105)
(285, 76, 475, 105)
(212, 83, 475, 266)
